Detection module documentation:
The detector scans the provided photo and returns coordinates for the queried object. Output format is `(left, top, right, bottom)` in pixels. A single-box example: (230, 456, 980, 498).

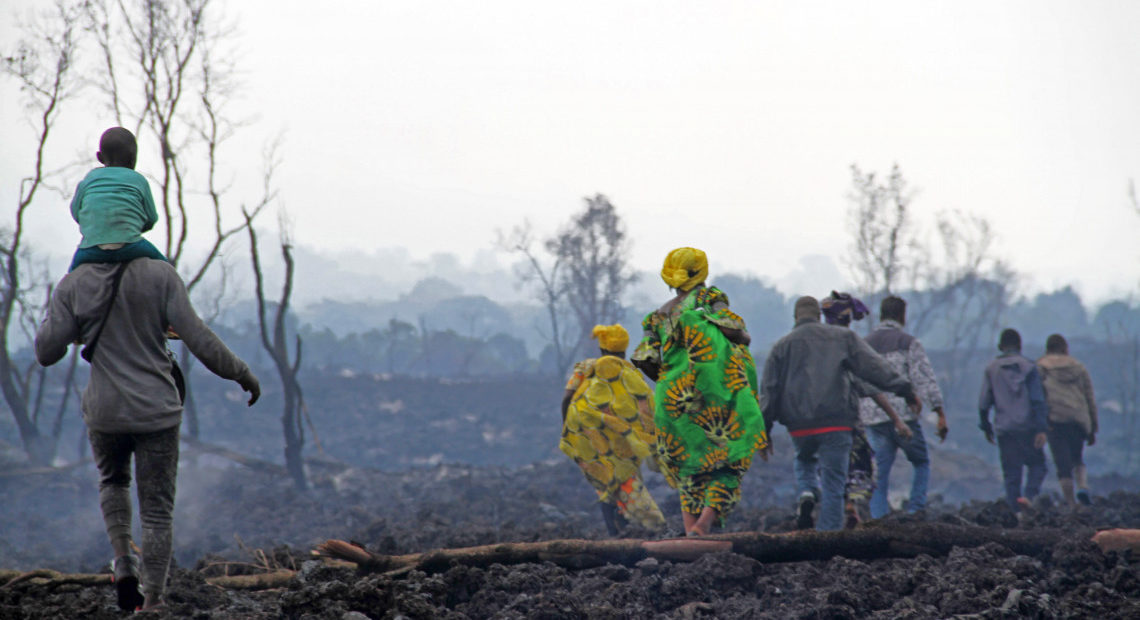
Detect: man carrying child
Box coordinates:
(36, 127, 260, 612)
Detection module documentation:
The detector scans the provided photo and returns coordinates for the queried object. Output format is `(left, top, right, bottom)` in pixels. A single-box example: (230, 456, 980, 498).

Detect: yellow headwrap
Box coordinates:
(660, 247, 708, 292)
(591, 324, 629, 353)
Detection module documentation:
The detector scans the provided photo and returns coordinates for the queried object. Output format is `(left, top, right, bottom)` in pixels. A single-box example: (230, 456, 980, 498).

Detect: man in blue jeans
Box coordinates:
(858, 296, 949, 518)
(761, 296, 918, 531)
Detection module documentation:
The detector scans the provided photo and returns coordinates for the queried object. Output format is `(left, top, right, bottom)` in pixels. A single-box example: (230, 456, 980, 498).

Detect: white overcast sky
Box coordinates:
(3, 0, 1140, 305)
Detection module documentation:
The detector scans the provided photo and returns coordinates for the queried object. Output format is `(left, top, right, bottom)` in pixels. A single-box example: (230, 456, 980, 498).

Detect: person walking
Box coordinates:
(560, 324, 666, 535)
(820, 291, 913, 528)
(761, 296, 919, 531)
(858, 295, 949, 519)
(631, 247, 768, 537)
(1037, 333, 1098, 506)
(978, 328, 1048, 511)
(36, 258, 260, 611)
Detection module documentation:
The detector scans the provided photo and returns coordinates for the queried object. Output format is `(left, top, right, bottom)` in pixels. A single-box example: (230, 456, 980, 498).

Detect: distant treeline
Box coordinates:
(206, 274, 1139, 413)
(6, 272, 1140, 473)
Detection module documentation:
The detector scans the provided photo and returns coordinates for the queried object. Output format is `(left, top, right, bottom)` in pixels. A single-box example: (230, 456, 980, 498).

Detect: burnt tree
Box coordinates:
(498, 221, 578, 374)
(845, 163, 920, 297)
(499, 194, 636, 375)
(1, 1, 84, 465)
(548, 194, 638, 357)
(245, 210, 307, 490)
(83, 0, 275, 438)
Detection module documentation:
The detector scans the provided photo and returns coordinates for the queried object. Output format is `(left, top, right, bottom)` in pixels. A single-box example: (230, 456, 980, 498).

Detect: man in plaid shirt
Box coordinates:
(858, 296, 949, 518)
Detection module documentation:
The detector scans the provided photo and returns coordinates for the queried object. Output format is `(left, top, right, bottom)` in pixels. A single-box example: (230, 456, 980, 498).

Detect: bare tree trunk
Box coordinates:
(0, 1, 82, 466)
(83, 0, 276, 437)
(246, 210, 307, 491)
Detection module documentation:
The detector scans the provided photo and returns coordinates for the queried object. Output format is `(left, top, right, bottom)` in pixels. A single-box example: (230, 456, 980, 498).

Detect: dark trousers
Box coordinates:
(1047, 422, 1086, 480)
(996, 430, 1047, 507)
(89, 425, 180, 600)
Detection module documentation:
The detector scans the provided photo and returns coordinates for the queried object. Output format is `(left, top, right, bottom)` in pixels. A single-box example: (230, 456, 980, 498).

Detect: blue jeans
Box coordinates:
(792, 430, 853, 531)
(866, 420, 930, 518)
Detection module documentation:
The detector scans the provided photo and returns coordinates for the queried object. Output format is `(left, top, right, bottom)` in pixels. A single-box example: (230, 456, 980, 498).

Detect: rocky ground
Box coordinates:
(2, 455, 1140, 619)
(2, 369, 1139, 618)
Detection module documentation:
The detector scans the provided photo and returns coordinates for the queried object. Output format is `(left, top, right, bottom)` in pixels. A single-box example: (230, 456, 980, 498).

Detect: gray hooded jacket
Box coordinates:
(978, 351, 1047, 434)
(36, 259, 253, 434)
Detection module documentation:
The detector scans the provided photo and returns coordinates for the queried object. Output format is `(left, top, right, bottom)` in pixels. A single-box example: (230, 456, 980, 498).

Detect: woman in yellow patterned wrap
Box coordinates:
(560, 324, 667, 535)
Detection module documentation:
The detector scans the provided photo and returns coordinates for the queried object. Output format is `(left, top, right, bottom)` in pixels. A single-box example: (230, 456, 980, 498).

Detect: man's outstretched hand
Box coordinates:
(238, 372, 261, 406)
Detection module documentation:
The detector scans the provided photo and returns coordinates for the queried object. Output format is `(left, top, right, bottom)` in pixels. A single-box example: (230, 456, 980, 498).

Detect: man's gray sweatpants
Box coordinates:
(88, 425, 179, 601)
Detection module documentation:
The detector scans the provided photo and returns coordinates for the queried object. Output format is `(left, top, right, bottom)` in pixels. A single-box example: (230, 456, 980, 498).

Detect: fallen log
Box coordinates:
(179, 434, 288, 476)
(712, 522, 1069, 563)
(206, 569, 297, 590)
(0, 568, 297, 591)
(0, 569, 111, 589)
(316, 522, 1075, 575)
(1091, 529, 1140, 554)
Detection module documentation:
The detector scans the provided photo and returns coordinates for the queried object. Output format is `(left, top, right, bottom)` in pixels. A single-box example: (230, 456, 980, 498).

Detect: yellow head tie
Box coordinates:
(660, 247, 708, 292)
(591, 324, 629, 353)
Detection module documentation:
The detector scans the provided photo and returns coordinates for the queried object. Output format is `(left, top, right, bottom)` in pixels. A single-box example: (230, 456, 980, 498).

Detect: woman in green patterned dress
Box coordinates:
(631, 247, 769, 536)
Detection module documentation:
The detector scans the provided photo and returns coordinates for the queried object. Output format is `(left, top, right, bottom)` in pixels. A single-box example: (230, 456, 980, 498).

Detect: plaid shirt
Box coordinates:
(858, 320, 944, 425)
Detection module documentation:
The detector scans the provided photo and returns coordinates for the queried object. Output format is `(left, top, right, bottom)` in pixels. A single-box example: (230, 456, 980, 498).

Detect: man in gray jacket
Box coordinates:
(979, 328, 1047, 511)
(36, 258, 260, 611)
(761, 296, 919, 531)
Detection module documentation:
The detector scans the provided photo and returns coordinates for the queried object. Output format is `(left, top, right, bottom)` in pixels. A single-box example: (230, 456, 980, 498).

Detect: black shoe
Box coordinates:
(1076, 489, 1092, 506)
(112, 554, 145, 611)
(599, 502, 621, 536)
(796, 491, 816, 530)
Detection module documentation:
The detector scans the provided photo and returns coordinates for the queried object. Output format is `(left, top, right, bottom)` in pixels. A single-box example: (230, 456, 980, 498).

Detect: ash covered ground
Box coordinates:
(3, 453, 1140, 619)
(2, 372, 1140, 618)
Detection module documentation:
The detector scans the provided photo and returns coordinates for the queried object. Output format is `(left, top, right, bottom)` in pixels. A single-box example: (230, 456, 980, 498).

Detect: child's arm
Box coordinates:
(139, 176, 159, 232)
(69, 180, 85, 223)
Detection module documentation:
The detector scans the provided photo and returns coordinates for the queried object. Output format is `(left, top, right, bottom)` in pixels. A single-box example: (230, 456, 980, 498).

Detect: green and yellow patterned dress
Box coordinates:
(560, 355, 667, 530)
(632, 285, 768, 520)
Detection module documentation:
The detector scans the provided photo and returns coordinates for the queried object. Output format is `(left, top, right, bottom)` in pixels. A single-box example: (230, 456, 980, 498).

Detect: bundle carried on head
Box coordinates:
(592, 324, 629, 354)
(821, 291, 869, 326)
(661, 247, 708, 292)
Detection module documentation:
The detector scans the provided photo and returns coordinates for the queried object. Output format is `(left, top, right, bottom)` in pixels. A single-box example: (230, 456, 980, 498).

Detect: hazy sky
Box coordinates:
(3, 0, 1140, 304)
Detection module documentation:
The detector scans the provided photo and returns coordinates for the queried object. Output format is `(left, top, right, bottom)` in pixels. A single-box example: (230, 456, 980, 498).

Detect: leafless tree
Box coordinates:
(499, 195, 636, 375)
(0, 1, 84, 465)
(913, 211, 1016, 401)
(245, 208, 307, 490)
(547, 194, 638, 355)
(498, 221, 578, 374)
(1104, 180, 1140, 469)
(1100, 309, 1140, 471)
(83, 0, 275, 437)
(846, 164, 921, 297)
(843, 163, 1016, 406)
